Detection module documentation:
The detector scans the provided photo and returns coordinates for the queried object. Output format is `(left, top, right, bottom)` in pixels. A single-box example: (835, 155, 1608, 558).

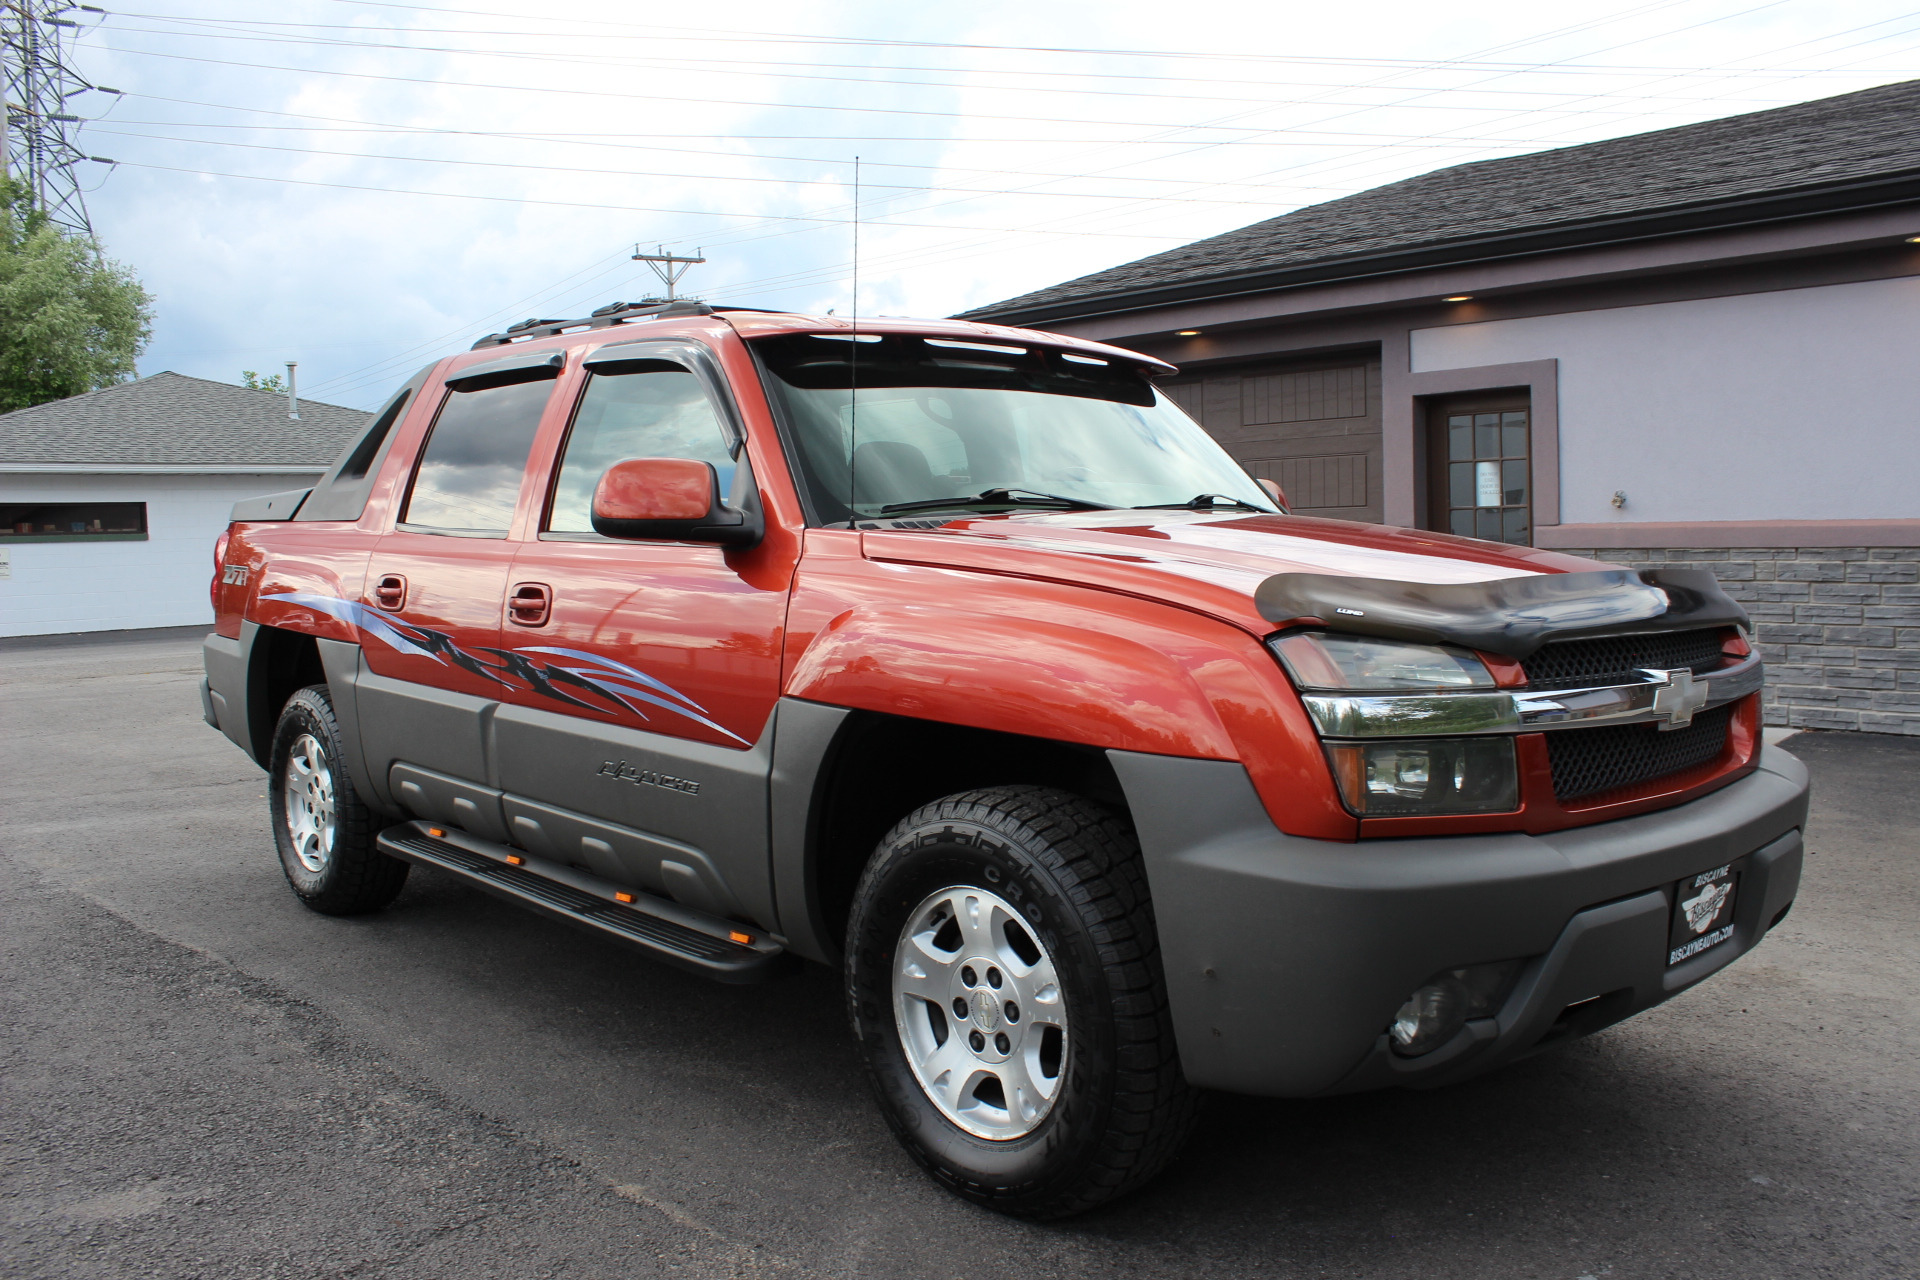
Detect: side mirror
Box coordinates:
(1258, 477, 1290, 513)
(591, 457, 761, 546)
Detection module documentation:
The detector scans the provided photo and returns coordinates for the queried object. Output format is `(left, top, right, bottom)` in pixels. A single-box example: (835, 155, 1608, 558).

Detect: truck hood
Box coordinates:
(858, 510, 1603, 633)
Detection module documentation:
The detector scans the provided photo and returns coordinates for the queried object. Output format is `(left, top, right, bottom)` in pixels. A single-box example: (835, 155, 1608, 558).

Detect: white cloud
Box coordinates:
(59, 0, 1920, 407)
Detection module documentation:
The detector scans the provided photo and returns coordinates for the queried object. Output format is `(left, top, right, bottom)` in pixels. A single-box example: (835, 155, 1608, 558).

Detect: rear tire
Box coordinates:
(268, 684, 407, 915)
(845, 785, 1201, 1219)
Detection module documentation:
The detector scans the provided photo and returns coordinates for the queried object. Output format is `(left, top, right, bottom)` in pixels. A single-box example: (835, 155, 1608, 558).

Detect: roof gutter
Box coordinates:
(961, 168, 1920, 329)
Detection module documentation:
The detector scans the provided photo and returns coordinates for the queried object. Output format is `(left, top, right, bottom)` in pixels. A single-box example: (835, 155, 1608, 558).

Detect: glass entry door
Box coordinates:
(1429, 396, 1530, 545)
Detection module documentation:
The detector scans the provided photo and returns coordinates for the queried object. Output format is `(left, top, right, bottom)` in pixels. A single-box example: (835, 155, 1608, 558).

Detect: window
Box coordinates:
(401, 377, 555, 533)
(1430, 399, 1530, 545)
(751, 332, 1273, 524)
(1, 501, 147, 541)
(546, 364, 734, 534)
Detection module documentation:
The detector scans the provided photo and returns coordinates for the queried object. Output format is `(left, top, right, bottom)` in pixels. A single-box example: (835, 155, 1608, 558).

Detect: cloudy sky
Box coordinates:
(49, 0, 1920, 408)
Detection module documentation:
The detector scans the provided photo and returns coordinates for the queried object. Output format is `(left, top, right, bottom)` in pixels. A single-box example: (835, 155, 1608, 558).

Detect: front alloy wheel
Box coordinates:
(894, 885, 1067, 1140)
(846, 785, 1201, 1219)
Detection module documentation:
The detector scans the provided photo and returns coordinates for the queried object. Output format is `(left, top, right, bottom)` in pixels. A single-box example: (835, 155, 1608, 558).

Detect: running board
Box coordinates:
(376, 821, 788, 983)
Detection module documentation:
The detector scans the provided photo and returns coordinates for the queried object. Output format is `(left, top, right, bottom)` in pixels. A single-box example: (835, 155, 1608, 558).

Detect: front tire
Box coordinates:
(268, 684, 407, 915)
(845, 786, 1201, 1219)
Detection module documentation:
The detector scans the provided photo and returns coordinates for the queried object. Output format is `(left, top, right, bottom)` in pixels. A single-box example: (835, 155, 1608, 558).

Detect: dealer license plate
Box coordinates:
(1668, 861, 1742, 966)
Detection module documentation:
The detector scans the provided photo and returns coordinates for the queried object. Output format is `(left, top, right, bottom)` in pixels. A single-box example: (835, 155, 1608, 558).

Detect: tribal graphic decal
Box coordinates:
(264, 591, 749, 745)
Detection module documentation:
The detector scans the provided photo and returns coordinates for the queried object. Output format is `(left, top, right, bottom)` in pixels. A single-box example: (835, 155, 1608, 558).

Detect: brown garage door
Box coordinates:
(1160, 353, 1382, 524)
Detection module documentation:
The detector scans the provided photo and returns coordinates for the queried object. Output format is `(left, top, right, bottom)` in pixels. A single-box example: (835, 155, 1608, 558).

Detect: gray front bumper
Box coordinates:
(1108, 744, 1810, 1097)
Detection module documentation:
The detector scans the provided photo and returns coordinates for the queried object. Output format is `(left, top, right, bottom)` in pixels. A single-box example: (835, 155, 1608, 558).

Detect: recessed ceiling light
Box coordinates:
(1443, 295, 1474, 303)
(1176, 329, 1201, 336)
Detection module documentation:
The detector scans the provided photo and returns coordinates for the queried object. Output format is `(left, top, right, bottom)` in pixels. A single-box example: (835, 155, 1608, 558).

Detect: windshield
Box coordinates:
(750, 332, 1276, 523)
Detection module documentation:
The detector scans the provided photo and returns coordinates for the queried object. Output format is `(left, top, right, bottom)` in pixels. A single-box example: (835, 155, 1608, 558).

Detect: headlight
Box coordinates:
(1270, 631, 1494, 691)
(1326, 738, 1518, 816)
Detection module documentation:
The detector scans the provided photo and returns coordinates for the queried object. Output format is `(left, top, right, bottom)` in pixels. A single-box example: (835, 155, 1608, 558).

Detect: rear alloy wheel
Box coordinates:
(282, 732, 336, 874)
(268, 685, 408, 915)
(846, 786, 1201, 1219)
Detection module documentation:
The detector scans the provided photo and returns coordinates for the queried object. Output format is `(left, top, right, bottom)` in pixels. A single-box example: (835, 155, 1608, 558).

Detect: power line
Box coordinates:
(89, 127, 1371, 206)
(156, 0, 1920, 404)
(318, 0, 1920, 73)
(94, 13, 1895, 113)
(108, 158, 1199, 239)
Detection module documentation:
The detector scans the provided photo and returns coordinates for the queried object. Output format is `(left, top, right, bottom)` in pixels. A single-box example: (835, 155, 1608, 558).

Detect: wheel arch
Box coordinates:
(244, 624, 327, 768)
(771, 701, 1129, 966)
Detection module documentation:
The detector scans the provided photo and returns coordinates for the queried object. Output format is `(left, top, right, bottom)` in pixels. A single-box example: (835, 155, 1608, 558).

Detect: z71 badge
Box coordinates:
(221, 564, 249, 586)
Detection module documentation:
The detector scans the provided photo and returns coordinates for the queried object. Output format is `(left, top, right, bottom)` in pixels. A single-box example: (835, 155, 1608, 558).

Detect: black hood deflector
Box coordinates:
(1254, 568, 1748, 658)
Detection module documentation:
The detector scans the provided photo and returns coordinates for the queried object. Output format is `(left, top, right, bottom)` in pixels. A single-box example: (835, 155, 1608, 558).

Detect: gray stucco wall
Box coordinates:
(1409, 275, 1920, 526)
(1560, 545, 1920, 735)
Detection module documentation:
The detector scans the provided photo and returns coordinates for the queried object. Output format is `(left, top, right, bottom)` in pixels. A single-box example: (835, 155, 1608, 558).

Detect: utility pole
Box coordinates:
(2, 1, 119, 237)
(631, 245, 705, 301)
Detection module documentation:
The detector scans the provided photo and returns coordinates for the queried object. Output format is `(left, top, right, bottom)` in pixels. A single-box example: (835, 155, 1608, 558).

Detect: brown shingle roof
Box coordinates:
(961, 78, 1920, 324)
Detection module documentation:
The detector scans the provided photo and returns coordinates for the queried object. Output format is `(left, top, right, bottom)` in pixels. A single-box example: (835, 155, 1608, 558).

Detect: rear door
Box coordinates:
(492, 340, 792, 923)
(353, 351, 568, 843)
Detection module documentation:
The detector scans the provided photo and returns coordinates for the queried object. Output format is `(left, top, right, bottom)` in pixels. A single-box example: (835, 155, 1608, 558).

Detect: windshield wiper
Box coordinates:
(878, 487, 1116, 515)
(1134, 493, 1268, 512)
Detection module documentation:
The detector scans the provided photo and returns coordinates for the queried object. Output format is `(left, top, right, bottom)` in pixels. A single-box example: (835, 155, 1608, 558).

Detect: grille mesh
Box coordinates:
(1546, 703, 1735, 803)
(1522, 628, 1727, 690)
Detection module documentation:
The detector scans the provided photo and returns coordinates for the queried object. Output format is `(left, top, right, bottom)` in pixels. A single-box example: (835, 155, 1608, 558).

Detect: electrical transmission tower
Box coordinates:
(2, 2, 118, 238)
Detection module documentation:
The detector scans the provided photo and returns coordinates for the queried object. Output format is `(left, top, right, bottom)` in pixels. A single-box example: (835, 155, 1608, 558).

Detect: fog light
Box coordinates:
(1388, 960, 1522, 1057)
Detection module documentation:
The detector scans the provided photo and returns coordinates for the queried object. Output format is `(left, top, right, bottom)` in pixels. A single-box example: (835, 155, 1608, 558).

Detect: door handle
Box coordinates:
(374, 573, 407, 611)
(507, 581, 552, 627)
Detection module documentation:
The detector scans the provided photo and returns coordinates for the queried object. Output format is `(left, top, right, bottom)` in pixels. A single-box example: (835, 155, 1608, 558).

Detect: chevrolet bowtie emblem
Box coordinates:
(1642, 667, 1709, 730)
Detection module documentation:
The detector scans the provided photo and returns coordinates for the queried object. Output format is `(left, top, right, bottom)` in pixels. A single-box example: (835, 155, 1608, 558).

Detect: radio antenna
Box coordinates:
(848, 155, 861, 522)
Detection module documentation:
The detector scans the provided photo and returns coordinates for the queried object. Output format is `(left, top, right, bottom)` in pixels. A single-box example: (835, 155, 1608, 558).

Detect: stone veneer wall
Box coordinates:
(1556, 546, 1920, 736)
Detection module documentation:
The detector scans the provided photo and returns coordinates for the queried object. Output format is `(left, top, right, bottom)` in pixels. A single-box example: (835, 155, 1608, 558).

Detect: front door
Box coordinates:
(354, 366, 563, 841)
(1427, 393, 1532, 546)
(493, 343, 792, 923)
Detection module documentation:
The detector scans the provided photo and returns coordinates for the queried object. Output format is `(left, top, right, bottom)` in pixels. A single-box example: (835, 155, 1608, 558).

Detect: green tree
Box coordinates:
(241, 370, 286, 393)
(0, 178, 153, 413)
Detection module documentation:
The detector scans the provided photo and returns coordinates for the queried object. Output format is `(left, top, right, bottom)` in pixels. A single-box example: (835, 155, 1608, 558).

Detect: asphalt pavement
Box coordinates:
(1, 628, 1915, 1279)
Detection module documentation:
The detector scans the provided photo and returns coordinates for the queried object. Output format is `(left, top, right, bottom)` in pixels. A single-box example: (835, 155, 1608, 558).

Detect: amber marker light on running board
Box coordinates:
(505, 854, 524, 866)
(426, 827, 445, 838)
(729, 930, 754, 945)
(614, 891, 635, 904)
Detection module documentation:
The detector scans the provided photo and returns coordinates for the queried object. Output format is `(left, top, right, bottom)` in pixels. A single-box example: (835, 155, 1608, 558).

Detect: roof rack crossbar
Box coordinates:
(470, 298, 779, 348)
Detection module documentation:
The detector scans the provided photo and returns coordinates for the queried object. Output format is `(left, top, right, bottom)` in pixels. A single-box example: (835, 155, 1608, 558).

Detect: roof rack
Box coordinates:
(469, 298, 780, 349)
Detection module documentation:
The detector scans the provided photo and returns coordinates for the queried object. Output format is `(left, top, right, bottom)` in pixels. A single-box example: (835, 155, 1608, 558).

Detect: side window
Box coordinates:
(402, 378, 556, 534)
(547, 366, 735, 534)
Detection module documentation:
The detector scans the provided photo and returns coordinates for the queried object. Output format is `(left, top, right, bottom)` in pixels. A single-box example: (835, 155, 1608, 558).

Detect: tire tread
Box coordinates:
(271, 685, 407, 916)
(850, 784, 1202, 1219)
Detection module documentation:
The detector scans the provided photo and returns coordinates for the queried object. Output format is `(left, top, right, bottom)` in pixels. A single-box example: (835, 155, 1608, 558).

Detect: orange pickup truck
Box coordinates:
(202, 300, 1806, 1218)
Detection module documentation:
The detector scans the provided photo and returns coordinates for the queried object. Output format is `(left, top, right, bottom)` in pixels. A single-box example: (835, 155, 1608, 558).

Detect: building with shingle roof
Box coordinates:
(2, 373, 368, 636)
(963, 78, 1920, 735)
